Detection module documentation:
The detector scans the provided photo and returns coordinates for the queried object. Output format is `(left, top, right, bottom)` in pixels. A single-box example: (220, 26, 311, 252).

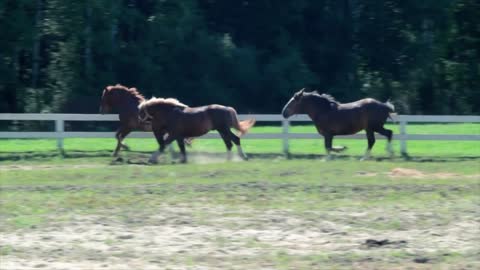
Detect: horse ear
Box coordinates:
(294, 88, 305, 99)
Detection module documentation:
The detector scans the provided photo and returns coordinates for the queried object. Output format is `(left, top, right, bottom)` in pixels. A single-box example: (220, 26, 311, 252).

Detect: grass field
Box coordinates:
(1, 124, 479, 161)
(0, 123, 479, 269)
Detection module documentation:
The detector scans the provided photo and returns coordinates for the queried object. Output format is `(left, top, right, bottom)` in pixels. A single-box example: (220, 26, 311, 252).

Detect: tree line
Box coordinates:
(1, 0, 479, 114)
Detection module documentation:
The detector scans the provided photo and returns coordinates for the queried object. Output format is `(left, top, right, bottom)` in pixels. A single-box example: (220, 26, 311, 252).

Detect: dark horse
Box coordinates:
(282, 89, 395, 160)
(138, 97, 256, 163)
(99, 84, 151, 157)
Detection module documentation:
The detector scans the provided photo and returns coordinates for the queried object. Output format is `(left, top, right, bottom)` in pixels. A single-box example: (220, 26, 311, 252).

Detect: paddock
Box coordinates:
(0, 114, 479, 269)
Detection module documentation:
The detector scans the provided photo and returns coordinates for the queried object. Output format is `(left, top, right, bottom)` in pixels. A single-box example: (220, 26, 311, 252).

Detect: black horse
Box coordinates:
(282, 89, 395, 160)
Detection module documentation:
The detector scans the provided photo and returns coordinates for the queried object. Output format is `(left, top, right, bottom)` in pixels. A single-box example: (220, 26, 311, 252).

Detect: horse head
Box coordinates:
(282, 88, 305, 118)
(138, 99, 153, 122)
(100, 84, 145, 114)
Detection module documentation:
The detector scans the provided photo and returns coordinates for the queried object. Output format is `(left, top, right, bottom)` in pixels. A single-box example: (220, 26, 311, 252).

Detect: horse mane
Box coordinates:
(309, 91, 339, 104)
(138, 97, 189, 111)
(105, 84, 144, 101)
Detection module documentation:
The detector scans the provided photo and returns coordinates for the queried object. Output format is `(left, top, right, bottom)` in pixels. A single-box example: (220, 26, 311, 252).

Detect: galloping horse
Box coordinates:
(99, 84, 150, 157)
(282, 89, 395, 160)
(138, 97, 256, 163)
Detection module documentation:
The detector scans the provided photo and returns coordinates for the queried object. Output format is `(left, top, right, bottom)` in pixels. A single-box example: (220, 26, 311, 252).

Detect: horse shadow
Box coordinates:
(0, 150, 479, 164)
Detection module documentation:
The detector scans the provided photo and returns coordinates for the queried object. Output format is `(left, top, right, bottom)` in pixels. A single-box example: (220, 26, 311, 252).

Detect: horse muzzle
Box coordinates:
(282, 108, 292, 119)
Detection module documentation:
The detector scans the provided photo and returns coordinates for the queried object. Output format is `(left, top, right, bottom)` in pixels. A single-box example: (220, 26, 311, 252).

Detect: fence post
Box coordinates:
(55, 119, 64, 151)
(282, 119, 290, 155)
(399, 119, 407, 156)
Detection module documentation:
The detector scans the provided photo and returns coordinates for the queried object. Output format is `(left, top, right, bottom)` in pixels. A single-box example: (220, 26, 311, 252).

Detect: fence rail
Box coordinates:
(1, 114, 479, 155)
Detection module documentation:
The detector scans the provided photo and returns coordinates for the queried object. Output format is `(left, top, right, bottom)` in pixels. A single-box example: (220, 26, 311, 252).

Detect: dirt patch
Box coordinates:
(389, 168, 428, 178)
(388, 168, 479, 179)
(355, 168, 479, 180)
(0, 164, 107, 171)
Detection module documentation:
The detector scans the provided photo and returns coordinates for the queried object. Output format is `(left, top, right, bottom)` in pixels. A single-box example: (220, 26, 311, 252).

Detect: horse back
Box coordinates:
(204, 105, 236, 128)
(318, 98, 391, 135)
(165, 105, 227, 137)
(342, 98, 392, 126)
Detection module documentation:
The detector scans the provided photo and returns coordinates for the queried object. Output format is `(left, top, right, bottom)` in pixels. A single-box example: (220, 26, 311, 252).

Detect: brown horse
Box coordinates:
(138, 98, 256, 163)
(99, 84, 151, 157)
(282, 89, 395, 160)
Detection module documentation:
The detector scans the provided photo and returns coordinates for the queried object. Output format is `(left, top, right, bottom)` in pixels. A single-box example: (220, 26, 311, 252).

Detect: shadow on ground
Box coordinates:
(0, 150, 479, 163)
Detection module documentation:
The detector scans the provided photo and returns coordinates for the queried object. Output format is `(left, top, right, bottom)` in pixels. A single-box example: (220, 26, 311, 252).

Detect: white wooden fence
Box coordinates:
(0, 114, 479, 155)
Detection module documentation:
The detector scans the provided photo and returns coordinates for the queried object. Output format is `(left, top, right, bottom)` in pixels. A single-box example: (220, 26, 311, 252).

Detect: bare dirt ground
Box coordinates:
(388, 167, 480, 179)
(2, 204, 480, 270)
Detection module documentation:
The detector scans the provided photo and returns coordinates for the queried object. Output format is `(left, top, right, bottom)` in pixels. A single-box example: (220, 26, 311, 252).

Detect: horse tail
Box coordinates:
(385, 99, 397, 121)
(229, 108, 256, 136)
(385, 99, 395, 113)
(237, 119, 256, 136)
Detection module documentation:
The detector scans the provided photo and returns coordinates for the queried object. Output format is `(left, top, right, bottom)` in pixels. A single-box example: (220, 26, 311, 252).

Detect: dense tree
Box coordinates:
(0, 0, 478, 114)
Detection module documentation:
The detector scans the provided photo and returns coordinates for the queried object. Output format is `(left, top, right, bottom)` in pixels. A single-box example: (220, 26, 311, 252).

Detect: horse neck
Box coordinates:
(147, 103, 174, 121)
(114, 92, 143, 113)
(302, 96, 333, 120)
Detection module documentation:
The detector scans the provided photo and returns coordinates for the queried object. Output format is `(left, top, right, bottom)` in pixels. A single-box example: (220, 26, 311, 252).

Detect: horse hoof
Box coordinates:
(332, 146, 347, 153)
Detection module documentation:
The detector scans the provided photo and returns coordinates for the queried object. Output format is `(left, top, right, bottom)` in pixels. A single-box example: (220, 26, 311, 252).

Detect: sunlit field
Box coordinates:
(1, 123, 479, 269)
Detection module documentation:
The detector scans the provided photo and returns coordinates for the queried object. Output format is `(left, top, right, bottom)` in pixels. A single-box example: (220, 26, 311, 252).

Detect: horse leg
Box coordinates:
(361, 129, 375, 161)
(227, 130, 248, 160)
(323, 134, 333, 160)
(113, 128, 127, 157)
(161, 133, 177, 158)
(149, 130, 167, 164)
(219, 130, 233, 160)
(120, 130, 131, 150)
(176, 138, 188, 163)
(375, 126, 393, 157)
(113, 131, 122, 157)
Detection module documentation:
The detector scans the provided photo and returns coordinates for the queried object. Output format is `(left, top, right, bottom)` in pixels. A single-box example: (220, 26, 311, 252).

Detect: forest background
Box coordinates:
(1, 0, 479, 115)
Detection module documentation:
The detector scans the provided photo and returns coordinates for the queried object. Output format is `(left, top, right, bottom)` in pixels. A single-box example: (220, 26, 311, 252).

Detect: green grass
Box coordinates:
(1, 159, 479, 223)
(0, 124, 479, 160)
